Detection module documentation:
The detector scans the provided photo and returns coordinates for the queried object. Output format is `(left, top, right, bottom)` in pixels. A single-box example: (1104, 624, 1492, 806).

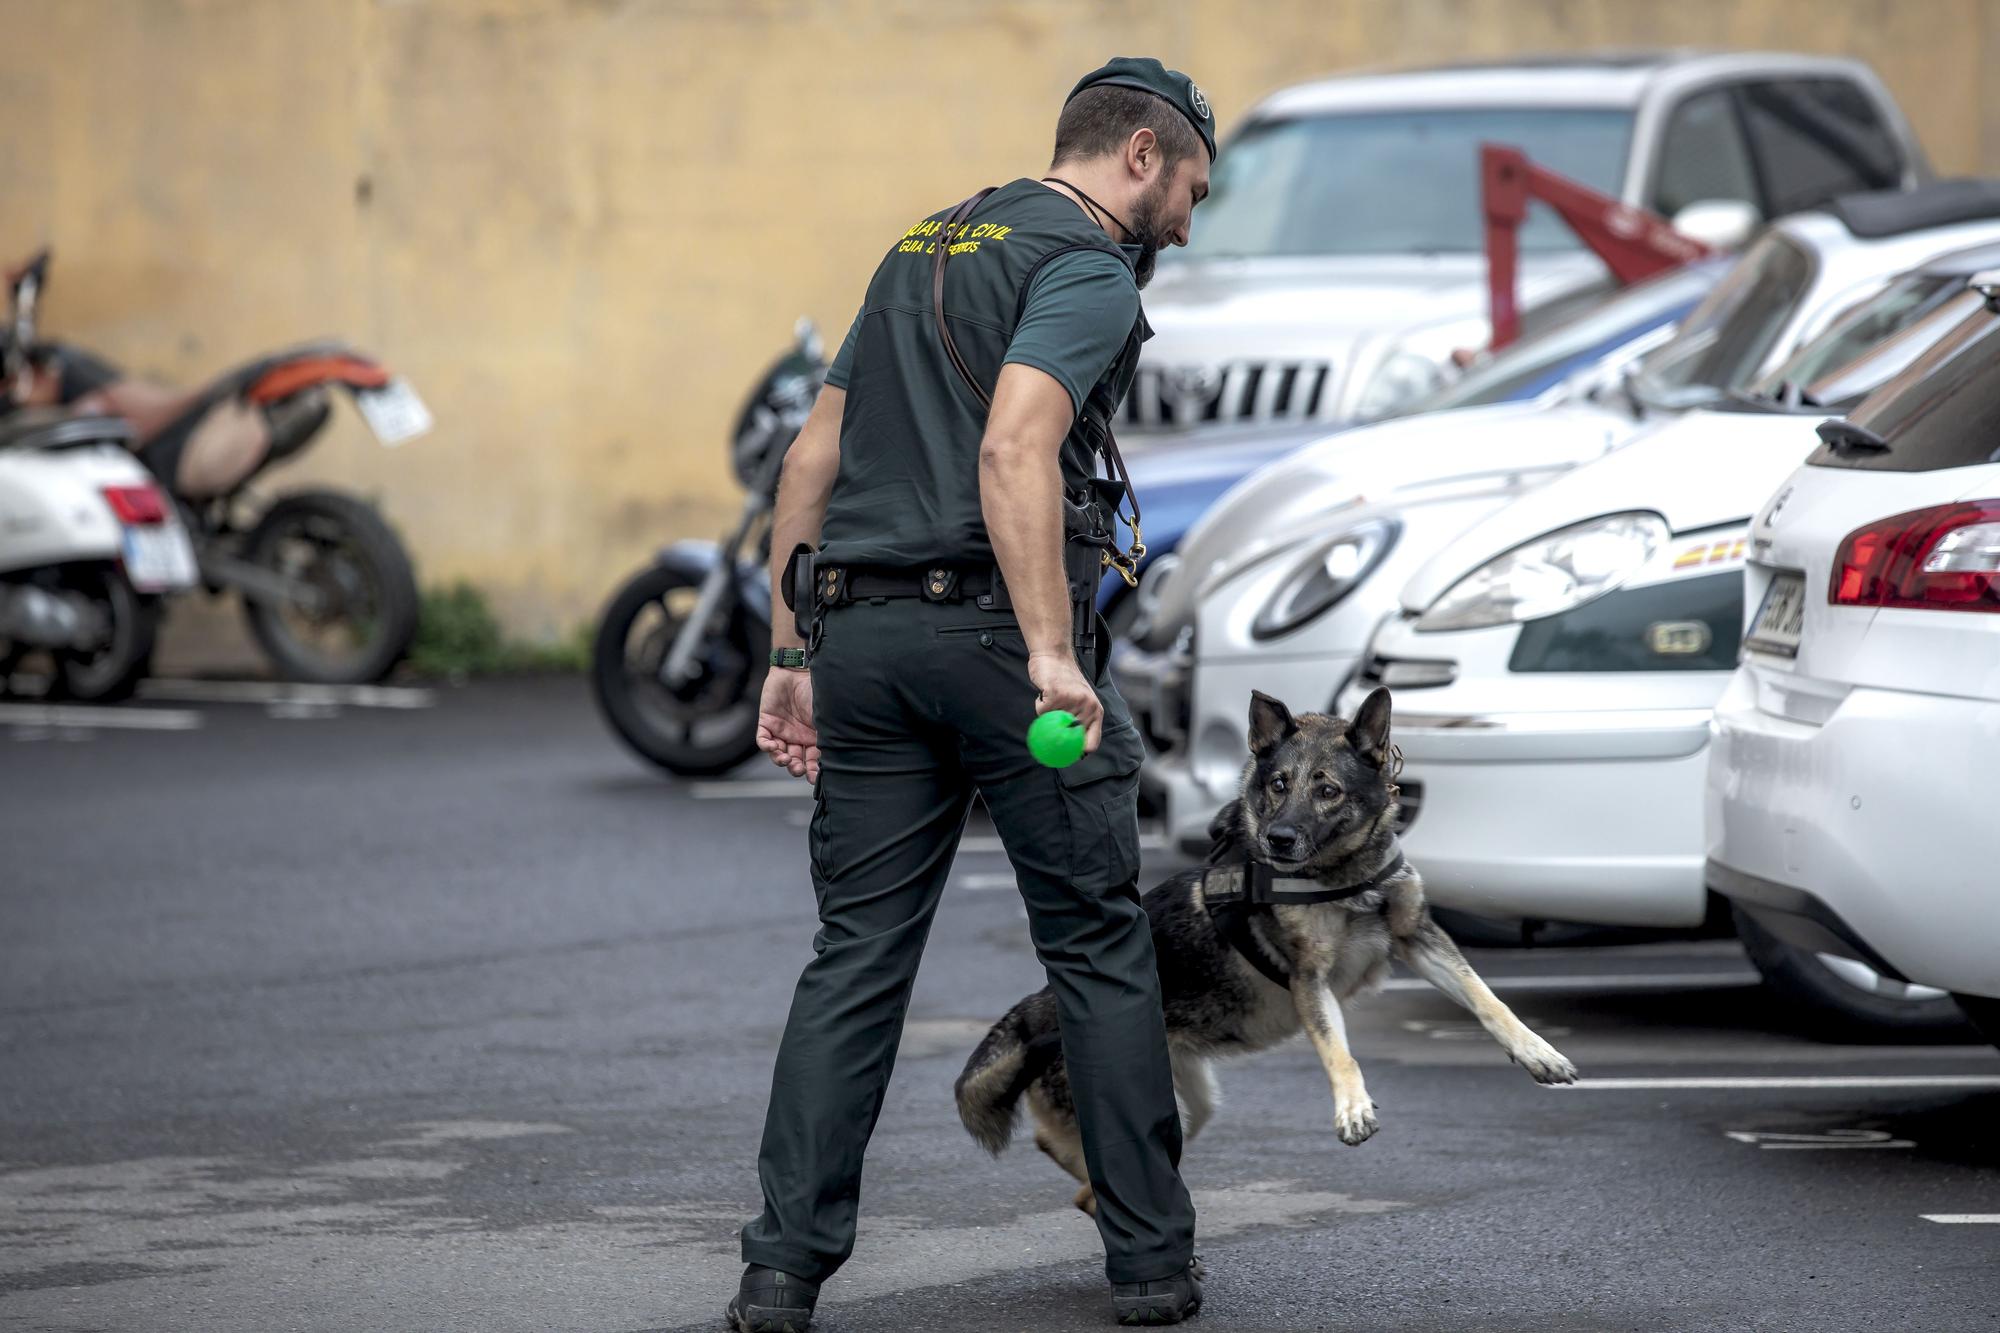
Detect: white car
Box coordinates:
(1131, 186, 2000, 855)
(1707, 279, 2000, 1044)
(1130, 52, 1924, 435)
(1342, 237, 2000, 1030)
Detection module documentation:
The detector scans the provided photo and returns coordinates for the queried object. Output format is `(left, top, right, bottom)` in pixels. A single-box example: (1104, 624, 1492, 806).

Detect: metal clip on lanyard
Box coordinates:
(930, 189, 1146, 587)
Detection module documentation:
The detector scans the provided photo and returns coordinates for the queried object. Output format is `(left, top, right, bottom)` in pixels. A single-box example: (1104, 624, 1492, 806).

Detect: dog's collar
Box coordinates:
(1201, 842, 1408, 908)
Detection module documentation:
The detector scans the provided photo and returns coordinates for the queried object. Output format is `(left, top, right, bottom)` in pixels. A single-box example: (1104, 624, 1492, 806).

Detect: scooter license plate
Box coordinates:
(354, 377, 434, 446)
(122, 524, 199, 593)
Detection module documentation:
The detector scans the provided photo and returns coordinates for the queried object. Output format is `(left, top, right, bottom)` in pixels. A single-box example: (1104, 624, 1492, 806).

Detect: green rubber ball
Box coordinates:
(1027, 709, 1086, 768)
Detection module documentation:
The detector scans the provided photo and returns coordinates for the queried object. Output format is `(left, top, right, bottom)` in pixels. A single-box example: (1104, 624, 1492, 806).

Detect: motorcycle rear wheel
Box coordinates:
(239, 489, 419, 684)
(49, 567, 158, 703)
(591, 563, 767, 777)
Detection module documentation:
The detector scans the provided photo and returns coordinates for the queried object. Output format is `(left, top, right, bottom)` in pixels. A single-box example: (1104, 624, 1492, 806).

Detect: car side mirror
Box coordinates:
(1671, 199, 1762, 253)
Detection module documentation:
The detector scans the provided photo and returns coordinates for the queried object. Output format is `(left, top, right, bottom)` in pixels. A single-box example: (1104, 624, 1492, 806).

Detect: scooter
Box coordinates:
(591, 319, 825, 775)
(7, 249, 432, 684)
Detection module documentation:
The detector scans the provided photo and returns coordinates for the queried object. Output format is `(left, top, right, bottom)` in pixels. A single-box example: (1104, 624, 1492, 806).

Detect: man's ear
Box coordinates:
(1347, 687, 1393, 768)
(1248, 690, 1298, 757)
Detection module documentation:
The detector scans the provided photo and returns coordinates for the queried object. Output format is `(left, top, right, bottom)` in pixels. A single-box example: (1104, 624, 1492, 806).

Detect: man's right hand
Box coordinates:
(1028, 649, 1103, 754)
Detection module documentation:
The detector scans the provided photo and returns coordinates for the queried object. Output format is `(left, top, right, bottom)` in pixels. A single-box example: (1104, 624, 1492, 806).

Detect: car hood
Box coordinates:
(1138, 394, 1640, 649)
(1398, 407, 1833, 612)
(1143, 251, 1606, 338)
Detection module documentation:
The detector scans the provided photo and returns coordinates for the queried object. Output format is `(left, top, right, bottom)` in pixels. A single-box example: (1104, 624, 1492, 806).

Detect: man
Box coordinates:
(731, 57, 1215, 1330)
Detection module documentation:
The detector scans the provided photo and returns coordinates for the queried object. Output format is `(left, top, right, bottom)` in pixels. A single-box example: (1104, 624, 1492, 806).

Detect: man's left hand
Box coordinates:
(756, 668, 820, 783)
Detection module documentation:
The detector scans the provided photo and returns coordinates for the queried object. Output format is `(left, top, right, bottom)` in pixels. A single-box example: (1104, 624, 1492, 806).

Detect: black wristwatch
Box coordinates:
(769, 647, 810, 670)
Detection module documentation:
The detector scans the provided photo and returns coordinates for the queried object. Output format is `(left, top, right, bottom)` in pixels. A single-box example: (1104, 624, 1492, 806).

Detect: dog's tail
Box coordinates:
(954, 992, 1062, 1155)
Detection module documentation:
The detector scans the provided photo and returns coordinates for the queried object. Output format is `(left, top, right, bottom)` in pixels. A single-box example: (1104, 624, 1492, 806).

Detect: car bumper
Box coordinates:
(1706, 669, 2000, 999)
(1385, 706, 1714, 927)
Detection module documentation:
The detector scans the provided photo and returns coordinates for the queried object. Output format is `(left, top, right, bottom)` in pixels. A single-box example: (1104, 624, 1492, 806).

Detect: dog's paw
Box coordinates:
(1513, 1035, 1578, 1085)
(1333, 1098, 1378, 1145)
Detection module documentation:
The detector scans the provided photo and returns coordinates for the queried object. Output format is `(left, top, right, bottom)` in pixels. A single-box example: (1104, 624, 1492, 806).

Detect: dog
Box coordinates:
(955, 686, 1577, 1214)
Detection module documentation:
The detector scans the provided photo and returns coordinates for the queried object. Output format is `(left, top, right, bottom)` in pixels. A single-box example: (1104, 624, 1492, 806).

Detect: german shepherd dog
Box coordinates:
(955, 687, 1577, 1213)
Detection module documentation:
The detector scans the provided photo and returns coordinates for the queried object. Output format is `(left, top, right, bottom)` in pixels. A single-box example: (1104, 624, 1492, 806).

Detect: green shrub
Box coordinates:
(408, 581, 589, 677)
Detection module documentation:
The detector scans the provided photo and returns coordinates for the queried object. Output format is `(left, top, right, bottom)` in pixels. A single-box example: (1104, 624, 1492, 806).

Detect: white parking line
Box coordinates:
(139, 679, 436, 709)
(1, 704, 204, 731)
(958, 873, 1017, 891)
(958, 833, 1170, 854)
(1552, 1076, 2000, 1091)
(689, 779, 813, 799)
(1922, 1215, 2000, 1223)
(1381, 971, 1758, 993)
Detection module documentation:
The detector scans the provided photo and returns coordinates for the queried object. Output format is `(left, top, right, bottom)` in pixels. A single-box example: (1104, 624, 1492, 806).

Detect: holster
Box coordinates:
(1062, 483, 1119, 665)
(781, 543, 816, 643)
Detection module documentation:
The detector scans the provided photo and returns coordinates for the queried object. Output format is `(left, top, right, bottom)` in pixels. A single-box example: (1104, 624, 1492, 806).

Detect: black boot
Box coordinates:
(724, 1265, 819, 1333)
(1111, 1257, 1203, 1325)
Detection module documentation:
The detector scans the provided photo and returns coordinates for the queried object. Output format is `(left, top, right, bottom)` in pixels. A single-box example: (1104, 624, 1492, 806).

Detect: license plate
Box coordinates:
(354, 377, 433, 446)
(1744, 571, 1805, 659)
(122, 524, 199, 592)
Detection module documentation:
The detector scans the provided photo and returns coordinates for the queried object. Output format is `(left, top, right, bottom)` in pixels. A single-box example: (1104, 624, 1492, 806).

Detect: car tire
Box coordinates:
(1732, 906, 1968, 1035)
(1953, 994, 2000, 1053)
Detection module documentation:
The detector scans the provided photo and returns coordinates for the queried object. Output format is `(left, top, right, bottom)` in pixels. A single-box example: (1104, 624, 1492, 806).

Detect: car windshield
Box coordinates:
(1629, 232, 1817, 408)
(1753, 273, 1970, 398)
(1405, 262, 1720, 415)
(1179, 107, 1633, 259)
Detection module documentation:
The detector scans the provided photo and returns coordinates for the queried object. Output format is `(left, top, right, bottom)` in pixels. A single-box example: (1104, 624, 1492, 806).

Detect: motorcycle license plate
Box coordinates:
(354, 377, 434, 446)
(122, 524, 199, 592)
(1744, 571, 1805, 659)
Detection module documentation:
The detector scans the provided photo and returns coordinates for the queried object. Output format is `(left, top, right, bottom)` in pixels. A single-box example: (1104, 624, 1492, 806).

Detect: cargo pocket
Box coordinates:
(1056, 715, 1145, 894)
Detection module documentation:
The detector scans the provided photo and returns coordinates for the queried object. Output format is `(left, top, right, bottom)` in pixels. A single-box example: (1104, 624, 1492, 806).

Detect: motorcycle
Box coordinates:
(2, 256, 200, 699)
(6, 249, 431, 684)
(592, 319, 826, 775)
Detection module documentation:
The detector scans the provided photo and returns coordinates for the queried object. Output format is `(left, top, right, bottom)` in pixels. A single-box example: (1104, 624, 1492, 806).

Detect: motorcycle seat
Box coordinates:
(0, 409, 133, 452)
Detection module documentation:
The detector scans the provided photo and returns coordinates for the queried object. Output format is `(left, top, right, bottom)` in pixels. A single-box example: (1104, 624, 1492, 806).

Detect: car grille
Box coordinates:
(1121, 360, 1338, 430)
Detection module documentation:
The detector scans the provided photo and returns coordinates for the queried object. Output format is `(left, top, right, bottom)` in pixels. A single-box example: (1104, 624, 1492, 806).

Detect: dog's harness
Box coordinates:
(1200, 844, 1409, 990)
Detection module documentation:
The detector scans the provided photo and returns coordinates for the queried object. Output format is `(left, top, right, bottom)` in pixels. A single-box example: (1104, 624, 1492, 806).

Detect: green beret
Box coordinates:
(1066, 56, 1216, 161)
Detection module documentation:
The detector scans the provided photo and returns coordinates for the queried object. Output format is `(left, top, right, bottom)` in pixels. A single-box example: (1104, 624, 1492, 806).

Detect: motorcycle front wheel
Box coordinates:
(239, 489, 420, 684)
(590, 563, 768, 777)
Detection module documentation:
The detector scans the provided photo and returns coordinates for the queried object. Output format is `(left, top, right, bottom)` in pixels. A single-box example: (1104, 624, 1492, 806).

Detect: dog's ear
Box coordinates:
(1347, 686, 1393, 768)
(1247, 691, 1298, 757)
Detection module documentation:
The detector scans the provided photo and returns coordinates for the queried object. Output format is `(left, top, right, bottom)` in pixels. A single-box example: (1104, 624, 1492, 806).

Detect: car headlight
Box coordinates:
(1251, 519, 1399, 641)
(1415, 512, 1669, 633)
(1353, 350, 1444, 422)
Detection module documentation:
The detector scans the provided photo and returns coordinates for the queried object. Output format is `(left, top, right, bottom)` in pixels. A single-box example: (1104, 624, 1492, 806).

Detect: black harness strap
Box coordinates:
(1200, 844, 1411, 989)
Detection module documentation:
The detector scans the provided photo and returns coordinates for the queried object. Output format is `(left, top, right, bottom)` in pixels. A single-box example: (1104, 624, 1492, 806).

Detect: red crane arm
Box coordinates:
(1482, 143, 1713, 350)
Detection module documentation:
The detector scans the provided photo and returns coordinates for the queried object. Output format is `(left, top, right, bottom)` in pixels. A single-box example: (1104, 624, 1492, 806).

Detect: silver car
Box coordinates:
(1132, 51, 1925, 436)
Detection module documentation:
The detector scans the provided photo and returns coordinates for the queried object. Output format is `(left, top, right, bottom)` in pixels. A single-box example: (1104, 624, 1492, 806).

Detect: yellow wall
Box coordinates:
(5, 0, 1997, 641)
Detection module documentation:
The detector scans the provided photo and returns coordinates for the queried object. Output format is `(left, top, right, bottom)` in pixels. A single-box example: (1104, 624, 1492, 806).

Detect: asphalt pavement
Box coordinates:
(3, 678, 1997, 1332)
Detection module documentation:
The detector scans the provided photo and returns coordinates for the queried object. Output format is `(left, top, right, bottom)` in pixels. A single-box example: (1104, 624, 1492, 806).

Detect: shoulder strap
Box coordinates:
(930, 188, 1146, 551)
(931, 188, 998, 409)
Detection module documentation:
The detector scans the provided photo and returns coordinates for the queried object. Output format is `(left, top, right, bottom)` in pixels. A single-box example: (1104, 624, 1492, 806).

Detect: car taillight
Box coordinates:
(1830, 501, 2000, 613)
(101, 483, 168, 526)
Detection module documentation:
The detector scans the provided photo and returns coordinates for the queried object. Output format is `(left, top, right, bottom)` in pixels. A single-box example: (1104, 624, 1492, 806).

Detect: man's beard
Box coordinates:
(1126, 172, 1175, 290)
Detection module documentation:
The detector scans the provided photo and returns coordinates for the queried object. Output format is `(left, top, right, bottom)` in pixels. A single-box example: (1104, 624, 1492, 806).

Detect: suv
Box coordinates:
(1132, 51, 1926, 435)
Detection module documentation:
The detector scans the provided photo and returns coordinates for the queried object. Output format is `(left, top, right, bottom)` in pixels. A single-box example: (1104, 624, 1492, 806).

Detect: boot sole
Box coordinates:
(1113, 1288, 1202, 1325)
(724, 1299, 814, 1333)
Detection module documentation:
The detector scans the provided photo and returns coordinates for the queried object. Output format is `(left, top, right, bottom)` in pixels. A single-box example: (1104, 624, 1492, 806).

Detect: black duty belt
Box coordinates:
(1201, 843, 1410, 989)
(814, 563, 1014, 611)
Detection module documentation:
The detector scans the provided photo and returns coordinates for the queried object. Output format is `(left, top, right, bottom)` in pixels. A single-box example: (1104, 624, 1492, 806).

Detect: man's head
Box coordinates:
(1052, 57, 1215, 287)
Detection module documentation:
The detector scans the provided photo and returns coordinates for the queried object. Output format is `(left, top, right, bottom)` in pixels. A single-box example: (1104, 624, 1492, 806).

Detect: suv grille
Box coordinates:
(1122, 361, 1337, 430)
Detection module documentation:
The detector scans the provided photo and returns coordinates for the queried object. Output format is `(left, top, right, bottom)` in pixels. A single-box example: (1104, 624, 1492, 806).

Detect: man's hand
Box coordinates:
(756, 669, 820, 783)
(1029, 649, 1103, 754)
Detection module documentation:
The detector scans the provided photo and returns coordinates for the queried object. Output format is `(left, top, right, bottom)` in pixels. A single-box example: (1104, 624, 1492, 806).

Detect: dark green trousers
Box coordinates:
(739, 596, 1196, 1285)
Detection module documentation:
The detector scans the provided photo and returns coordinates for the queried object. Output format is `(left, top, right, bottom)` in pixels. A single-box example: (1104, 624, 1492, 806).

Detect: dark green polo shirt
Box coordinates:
(815, 179, 1146, 569)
